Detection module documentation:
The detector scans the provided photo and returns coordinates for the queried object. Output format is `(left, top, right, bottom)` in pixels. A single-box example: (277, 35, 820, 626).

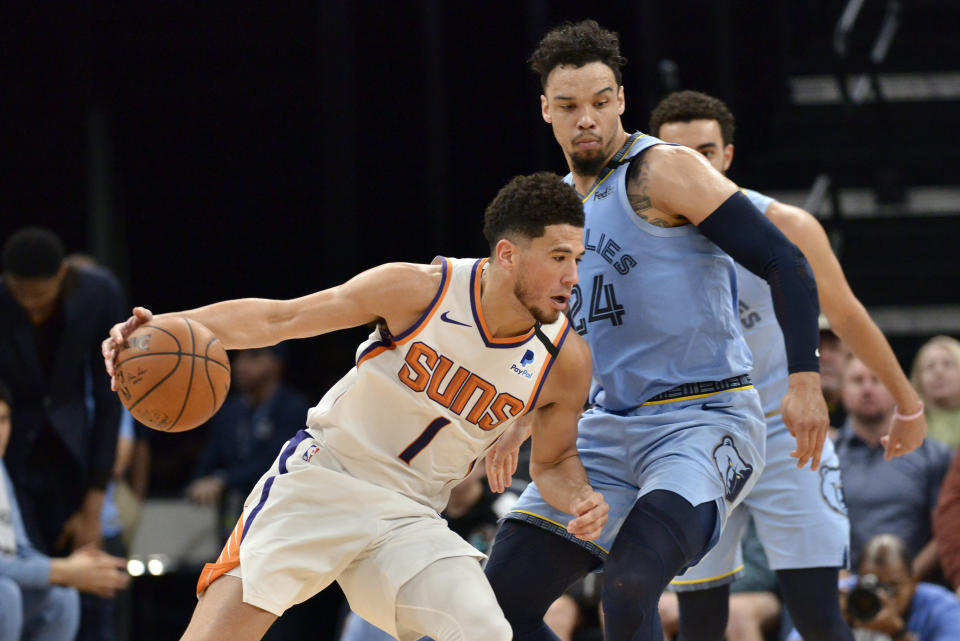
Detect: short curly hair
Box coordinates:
(649, 90, 736, 146)
(483, 172, 584, 251)
(529, 20, 627, 89)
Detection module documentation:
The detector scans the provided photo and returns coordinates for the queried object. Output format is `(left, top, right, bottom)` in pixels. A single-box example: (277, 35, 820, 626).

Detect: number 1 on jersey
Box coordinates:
(399, 417, 451, 464)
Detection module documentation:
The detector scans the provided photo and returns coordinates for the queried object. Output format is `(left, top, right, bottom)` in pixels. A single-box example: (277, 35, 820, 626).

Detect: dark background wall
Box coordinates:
(5, 0, 959, 396)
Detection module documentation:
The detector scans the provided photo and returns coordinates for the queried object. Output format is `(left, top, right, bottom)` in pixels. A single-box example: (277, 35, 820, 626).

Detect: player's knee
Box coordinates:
(42, 586, 80, 635)
(0, 577, 24, 641)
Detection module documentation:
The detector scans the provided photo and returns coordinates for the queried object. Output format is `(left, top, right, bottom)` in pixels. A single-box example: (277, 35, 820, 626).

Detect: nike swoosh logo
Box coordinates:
(440, 311, 471, 328)
(702, 402, 733, 411)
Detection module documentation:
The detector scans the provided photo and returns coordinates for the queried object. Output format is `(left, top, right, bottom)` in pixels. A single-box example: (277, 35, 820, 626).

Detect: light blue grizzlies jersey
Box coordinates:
(566, 133, 753, 411)
(735, 189, 788, 422)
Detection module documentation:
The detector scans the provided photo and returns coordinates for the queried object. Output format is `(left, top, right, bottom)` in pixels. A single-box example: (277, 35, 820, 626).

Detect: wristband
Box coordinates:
(894, 401, 924, 422)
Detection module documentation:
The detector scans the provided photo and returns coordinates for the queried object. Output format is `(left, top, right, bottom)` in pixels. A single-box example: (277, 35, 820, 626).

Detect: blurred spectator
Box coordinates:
(933, 446, 960, 597)
(0, 380, 129, 641)
(0, 228, 125, 557)
(835, 355, 952, 579)
(910, 336, 960, 448)
(69, 252, 140, 641)
(820, 323, 851, 431)
(787, 534, 960, 641)
(185, 346, 309, 537)
(659, 516, 781, 641)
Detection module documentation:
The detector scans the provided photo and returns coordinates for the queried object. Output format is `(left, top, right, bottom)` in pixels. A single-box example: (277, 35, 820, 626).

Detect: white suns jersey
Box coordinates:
(305, 256, 572, 513)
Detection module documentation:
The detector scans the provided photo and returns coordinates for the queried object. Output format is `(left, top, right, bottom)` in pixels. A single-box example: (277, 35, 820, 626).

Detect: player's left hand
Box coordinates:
(485, 416, 532, 494)
(781, 371, 830, 471)
(566, 488, 608, 542)
(881, 410, 926, 460)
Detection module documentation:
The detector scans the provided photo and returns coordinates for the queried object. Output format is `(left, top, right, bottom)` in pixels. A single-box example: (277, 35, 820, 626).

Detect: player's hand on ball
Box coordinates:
(782, 371, 830, 471)
(566, 489, 608, 542)
(102, 307, 153, 390)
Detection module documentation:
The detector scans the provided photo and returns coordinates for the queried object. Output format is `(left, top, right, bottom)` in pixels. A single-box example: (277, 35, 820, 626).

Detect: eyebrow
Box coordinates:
(552, 86, 614, 101)
(696, 142, 719, 150)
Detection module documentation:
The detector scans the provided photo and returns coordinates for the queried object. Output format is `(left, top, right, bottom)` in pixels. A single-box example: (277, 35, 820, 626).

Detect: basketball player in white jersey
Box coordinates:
(101, 172, 609, 641)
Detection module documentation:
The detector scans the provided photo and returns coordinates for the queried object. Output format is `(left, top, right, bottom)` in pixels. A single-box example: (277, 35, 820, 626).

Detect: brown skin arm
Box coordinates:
(103, 262, 441, 385)
(766, 201, 926, 458)
(628, 145, 829, 469)
(528, 331, 608, 541)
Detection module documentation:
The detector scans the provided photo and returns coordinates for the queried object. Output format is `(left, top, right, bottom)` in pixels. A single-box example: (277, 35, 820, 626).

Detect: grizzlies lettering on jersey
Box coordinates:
(306, 257, 571, 513)
(736, 188, 788, 421)
(567, 133, 753, 410)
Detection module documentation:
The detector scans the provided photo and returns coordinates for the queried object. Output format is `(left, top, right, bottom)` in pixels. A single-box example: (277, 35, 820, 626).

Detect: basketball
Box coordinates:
(114, 316, 231, 432)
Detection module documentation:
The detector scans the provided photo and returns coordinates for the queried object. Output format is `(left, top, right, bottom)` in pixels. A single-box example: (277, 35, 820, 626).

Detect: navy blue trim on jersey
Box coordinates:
(697, 191, 820, 374)
(392, 256, 449, 343)
(241, 429, 310, 542)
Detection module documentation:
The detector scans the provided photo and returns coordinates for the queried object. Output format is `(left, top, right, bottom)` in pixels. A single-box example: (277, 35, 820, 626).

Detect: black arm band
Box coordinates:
(697, 191, 821, 373)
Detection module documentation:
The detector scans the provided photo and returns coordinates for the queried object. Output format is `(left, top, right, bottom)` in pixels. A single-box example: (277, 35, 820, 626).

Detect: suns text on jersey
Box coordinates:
(398, 341, 526, 430)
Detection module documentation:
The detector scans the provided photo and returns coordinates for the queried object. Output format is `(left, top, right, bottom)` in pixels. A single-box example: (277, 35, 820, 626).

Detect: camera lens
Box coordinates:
(846, 574, 883, 621)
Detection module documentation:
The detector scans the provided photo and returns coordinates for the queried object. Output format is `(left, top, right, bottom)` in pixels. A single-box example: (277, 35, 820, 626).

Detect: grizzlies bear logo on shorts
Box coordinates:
(713, 436, 754, 502)
(819, 465, 847, 516)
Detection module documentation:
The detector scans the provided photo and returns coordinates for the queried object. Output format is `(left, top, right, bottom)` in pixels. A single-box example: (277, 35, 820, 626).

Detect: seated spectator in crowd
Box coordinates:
(788, 534, 960, 640)
(0, 381, 129, 641)
(820, 322, 852, 430)
(659, 515, 782, 641)
(911, 336, 960, 448)
(835, 355, 952, 580)
(933, 444, 960, 597)
(185, 345, 309, 536)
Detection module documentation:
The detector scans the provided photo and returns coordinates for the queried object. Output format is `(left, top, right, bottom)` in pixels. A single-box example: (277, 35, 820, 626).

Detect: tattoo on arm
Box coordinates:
(626, 157, 674, 228)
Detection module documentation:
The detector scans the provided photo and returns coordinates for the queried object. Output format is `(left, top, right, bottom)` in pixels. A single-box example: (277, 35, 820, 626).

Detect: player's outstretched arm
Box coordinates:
(528, 333, 608, 541)
(767, 202, 926, 458)
(102, 262, 441, 382)
(636, 145, 828, 470)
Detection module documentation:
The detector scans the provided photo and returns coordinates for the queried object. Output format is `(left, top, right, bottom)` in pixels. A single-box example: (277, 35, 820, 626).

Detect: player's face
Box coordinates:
(4, 268, 65, 326)
(917, 344, 960, 405)
(541, 62, 625, 177)
(657, 119, 734, 174)
(841, 357, 895, 424)
(0, 400, 10, 458)
(514, 224, 584, 324)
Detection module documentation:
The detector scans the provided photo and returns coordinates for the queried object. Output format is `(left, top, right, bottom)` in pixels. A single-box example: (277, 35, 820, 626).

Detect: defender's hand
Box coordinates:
(566, 489, 608, 542)
(781, 371, 830, 471)
(102, 307, 153, 390)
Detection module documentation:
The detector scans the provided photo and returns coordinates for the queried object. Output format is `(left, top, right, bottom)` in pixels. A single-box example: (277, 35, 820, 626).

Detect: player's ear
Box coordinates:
(541, 95, 551, 123)
(617, 86, 625, 115)
(494, 238, 518, 270)
(723, 144, 734, 173)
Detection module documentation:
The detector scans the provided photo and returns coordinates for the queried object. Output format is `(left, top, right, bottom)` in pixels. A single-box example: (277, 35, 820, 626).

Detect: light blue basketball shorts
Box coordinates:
(670, 413, 850, 592)
(505, 385, 766, 566)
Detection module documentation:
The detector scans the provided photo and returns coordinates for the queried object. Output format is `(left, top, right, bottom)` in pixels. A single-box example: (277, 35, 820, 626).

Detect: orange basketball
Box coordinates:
(114, 316, 231, 432)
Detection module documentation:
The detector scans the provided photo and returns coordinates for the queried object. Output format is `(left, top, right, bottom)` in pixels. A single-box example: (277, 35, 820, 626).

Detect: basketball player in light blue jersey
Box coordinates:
(483, 21, 829, 641)
(650, 90, 927, 641)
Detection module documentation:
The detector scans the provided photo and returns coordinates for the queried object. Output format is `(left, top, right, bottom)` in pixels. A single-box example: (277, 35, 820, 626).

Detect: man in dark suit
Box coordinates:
(0, 227, 126, 557)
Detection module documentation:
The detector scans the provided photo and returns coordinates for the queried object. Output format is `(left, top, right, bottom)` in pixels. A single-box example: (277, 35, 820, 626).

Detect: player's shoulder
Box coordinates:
(542, 329, 591, 400)
(764, 200, 822, 236)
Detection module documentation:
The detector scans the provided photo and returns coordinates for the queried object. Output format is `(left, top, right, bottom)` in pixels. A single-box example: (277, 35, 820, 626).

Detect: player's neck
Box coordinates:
(478, 267, 536, 338)
(568, 129, 631, 196)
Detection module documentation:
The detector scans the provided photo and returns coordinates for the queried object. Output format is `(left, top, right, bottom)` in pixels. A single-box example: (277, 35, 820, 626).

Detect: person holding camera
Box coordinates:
(788, 534, 960, 640)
